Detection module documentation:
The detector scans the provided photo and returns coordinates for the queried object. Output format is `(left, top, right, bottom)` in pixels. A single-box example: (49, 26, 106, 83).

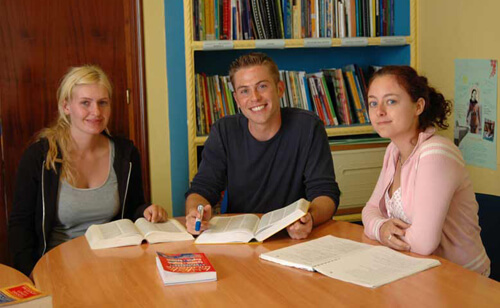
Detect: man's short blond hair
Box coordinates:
(229, 52, 280, 86)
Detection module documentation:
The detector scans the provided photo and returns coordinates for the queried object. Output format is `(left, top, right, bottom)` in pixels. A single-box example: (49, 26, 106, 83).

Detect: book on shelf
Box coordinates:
(156, 252, 217, 285)
(85, 218, 194, 250)
(0, 283, 52, 307)
(329, 135, 389, 146)
(195, 198, 310, 244)
(260, 235, 441, 288)
(343, 68, 368, 124)
(196, 64, 375, 136)
(192, 0, 396, 40)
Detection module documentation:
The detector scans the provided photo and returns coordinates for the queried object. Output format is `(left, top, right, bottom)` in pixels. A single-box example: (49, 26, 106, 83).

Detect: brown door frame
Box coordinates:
(126, 0, 150, 202)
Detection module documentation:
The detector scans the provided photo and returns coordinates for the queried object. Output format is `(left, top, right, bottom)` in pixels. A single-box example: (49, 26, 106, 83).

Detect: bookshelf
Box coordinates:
(184, 0, 416, 180)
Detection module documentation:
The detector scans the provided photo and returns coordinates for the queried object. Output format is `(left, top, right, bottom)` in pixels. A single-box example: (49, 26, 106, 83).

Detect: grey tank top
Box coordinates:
(48, 140, 120, 250)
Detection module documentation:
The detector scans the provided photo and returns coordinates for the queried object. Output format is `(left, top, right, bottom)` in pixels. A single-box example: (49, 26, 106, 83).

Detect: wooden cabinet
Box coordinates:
(332, 144, 388, 221)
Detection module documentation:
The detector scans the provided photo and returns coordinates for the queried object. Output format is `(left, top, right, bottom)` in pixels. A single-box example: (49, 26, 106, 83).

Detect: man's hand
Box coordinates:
(379, 218, 411, 251)
(286, 212, 313, 239)
(185, 204, 212, 235)
(143, 204, 168, 223)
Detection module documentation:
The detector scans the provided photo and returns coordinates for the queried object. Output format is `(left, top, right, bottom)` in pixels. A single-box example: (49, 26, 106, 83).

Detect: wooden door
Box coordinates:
(0, 0, 149, 264)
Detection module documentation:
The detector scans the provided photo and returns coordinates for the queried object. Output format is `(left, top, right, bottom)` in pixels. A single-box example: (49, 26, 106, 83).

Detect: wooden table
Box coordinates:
(0, 264, 32, 287)
(33, 220, 500, 307)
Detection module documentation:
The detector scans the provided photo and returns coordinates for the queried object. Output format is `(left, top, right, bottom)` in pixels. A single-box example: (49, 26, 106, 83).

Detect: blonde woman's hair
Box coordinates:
(37, 65, 112, 182)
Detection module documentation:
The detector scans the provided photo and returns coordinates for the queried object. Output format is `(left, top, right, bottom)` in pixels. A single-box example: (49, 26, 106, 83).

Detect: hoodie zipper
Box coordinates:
(121, 162, 132, 219)
(41, 161, 47, 256)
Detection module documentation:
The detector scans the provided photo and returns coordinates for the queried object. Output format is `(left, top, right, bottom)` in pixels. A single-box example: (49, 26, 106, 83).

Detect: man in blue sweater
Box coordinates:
(185, 52, 340, 239)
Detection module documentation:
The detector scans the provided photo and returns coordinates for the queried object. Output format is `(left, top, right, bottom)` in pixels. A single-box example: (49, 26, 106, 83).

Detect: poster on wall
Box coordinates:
(454, 59, 497, 170)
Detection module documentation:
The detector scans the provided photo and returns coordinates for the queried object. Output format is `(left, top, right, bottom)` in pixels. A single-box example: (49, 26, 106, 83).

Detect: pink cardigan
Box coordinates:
(362, 127, 490, 275)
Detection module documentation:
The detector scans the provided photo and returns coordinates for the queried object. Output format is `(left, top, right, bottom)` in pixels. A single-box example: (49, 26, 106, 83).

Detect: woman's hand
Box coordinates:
(143, 204, 168, 223)
(379, 219, 411, 251)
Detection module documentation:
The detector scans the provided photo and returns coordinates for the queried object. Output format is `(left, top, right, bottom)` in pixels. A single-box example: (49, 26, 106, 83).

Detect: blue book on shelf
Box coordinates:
(303, 74, 313, 112)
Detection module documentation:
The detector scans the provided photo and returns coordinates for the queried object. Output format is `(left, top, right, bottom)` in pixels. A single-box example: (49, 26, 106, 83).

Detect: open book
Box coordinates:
(85, 218, 194, 250)
(260, 235, 441, 288)
(195, 198, 310, 244)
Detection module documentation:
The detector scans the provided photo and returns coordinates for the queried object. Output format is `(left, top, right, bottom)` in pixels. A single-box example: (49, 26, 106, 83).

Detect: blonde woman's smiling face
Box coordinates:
(64, 83, 111, 137)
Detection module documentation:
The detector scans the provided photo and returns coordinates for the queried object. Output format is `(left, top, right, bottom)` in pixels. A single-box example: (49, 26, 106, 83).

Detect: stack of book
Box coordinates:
(193, 0, 396, 41)
(195, 64, 375, 135)
(195, 73, 239, 136)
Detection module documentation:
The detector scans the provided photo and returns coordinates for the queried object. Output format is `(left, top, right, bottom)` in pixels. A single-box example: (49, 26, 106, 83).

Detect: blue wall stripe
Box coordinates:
(164, 1, 188, 216)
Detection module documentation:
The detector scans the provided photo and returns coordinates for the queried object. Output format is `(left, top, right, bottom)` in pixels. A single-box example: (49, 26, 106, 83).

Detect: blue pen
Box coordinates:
(195, 204, 204, 232)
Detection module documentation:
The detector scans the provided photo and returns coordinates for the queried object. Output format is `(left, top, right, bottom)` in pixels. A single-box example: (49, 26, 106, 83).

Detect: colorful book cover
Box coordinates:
(156, 252, 217, 285)
(157, 252, 216, 273)
(0, 283, 51, 306)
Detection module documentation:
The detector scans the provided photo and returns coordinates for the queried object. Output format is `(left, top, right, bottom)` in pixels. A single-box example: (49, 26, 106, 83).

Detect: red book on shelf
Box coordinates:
(201, 73, 212, 132)
(156, 252, 217, 286)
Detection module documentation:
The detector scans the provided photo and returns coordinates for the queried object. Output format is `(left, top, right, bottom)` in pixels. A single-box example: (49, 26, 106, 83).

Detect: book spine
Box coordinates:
(201, 74, 212, 132)
(346, 70, 365, 123)
(315, 77, 334, 126)
(214, 76, 226, 117)
(320, 74, 339, 125)
(308, 77, 327, 125)
(292, 0, 301, 38)
(370, 0, 375, 37)
(214, 0, 219, 39)
(195, 74, 202, 134)
(335, 69, 352, 125)
(193, 0, 199, 41)
(276, 0, 285, 38)
(298, 72, 309, 110)
(390, 0, 394, 35)
(363, 0, 369, 37)
(285, 71, 294, 107)
(341, 70, 358, 123)
(352, 72, 369, 122)
(301, 72, 313, 111)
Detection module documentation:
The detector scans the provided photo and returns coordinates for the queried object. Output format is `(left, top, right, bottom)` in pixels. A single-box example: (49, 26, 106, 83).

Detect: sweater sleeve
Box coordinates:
(303, 120, 340, 208)
(403, 142, 463, 255)
(185, 124, 227, 206)
(8, 144, 43, 276)
(362, 146, 391, 242)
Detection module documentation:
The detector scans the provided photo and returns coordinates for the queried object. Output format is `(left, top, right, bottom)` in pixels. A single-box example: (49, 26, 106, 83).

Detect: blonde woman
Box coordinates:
(9, 65, 167, 276)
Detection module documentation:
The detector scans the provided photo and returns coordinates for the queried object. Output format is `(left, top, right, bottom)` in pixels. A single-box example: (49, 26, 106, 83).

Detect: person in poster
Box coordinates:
(466, 88, 481, 134)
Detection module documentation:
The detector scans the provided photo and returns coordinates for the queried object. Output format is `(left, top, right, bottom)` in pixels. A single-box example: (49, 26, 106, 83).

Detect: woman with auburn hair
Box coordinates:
(9, 65, 167, 276)
(362, 66, 490, 276)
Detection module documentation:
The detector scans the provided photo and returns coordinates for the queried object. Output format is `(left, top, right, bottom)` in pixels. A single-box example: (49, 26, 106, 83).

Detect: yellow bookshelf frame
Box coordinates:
(184, 0, 417, 180)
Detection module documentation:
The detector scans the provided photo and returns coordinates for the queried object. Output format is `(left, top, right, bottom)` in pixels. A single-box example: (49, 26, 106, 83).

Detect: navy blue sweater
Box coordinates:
(186, 108, 340, 213)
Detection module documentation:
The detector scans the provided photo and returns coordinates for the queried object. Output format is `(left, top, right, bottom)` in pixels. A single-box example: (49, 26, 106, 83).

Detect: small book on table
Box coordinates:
(156, 252, 217, 286)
